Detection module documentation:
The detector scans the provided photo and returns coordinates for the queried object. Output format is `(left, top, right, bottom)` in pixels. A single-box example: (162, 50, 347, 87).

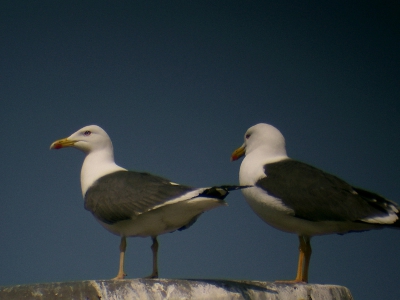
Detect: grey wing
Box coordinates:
(84, 171, 195, 224)
(257, 159, 391, 222)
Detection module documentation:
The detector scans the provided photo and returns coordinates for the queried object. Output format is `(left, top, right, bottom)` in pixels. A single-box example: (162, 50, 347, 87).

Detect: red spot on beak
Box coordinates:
(231, 154, 239, 161)
(53, 143, 63, 149)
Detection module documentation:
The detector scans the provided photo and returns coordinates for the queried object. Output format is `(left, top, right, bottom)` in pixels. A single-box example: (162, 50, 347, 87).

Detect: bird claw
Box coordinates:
(112, 273, 127, 280)
(145, 272, 158, 279)
(275, 279, 307, 284)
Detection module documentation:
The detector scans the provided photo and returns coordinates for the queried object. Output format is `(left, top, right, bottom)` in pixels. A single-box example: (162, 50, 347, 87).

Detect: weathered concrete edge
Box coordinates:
(0, 278, 354, 300)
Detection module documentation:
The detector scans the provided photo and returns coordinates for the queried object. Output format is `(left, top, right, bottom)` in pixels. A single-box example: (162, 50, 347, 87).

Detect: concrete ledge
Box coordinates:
(0, 278, 354, 300)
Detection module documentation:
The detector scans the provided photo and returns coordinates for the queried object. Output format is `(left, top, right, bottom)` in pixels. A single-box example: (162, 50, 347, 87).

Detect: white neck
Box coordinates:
(239, 147, 288, 186)
(80, 149, 126, 196)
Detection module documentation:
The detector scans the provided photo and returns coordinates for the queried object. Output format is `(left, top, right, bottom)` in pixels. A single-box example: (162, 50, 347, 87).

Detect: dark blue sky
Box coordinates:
(1, 1, 399, 299)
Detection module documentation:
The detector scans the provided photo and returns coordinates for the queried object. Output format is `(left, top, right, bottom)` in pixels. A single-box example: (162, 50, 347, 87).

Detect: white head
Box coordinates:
(50, 125, 113, 154)
(50, 125, 126, 196)
(231, 123, 288, 161)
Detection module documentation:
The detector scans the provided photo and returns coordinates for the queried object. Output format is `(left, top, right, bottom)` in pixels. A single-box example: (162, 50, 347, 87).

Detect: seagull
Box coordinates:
(231, 123, 399, 283)
(50, 125, 244, 279)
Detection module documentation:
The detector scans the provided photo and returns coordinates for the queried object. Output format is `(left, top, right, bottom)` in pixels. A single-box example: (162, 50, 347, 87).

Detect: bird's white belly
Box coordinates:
(98, 197, 226, 237)
(242, 187, 378, 236)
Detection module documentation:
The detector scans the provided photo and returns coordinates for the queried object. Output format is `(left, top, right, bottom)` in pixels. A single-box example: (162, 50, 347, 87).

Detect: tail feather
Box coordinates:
(392, 213, 400, 228)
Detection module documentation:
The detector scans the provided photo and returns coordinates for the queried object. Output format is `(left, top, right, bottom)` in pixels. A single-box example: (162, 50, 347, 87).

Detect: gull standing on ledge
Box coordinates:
(231, 123, 399, 283)
(50, 125, 244, 279)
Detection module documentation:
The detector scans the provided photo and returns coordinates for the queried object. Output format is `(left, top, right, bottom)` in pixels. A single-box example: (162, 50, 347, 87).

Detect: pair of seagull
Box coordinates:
(50, 123, 399, 283)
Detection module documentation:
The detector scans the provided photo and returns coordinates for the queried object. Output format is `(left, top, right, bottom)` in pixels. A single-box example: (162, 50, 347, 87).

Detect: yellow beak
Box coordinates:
(231, 144, 245, 161)
(50, 137, 76, 150)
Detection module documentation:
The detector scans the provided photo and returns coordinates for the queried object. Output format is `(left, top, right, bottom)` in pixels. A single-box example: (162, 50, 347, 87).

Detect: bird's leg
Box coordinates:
(294, 236, 305, 282)
(112, 236, 127, 280)
(146, 236, 159, 278)
(301, 236, 312, 283)
(293, 235, 311, 283)
(275, 235, 311, 284)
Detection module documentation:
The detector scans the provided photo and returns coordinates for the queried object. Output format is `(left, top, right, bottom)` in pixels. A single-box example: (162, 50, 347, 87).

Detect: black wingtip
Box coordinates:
(199, 185, 252, 200)
(219, 185, 253, 191)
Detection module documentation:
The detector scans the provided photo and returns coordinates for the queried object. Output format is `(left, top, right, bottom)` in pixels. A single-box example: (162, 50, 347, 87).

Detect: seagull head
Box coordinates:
(50, 125, 113, 154)
(231, 123, 287, 161)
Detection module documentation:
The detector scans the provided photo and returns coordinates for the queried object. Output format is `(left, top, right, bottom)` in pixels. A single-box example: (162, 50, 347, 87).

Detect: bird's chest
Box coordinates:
(239, 157, 266, 186)
(242, 186, 294, 217)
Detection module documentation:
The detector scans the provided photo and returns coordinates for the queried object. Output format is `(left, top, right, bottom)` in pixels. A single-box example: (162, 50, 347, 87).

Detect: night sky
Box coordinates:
(1, 1, 399, 299)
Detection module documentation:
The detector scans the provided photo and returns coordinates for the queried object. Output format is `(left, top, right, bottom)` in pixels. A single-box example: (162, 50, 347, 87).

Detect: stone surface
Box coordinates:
(0, 278, 354, 300)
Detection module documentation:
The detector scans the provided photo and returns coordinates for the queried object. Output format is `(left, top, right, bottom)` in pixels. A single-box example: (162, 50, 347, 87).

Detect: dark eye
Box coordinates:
(84, 131, 91, 136)
(245, 134, 251, 139)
